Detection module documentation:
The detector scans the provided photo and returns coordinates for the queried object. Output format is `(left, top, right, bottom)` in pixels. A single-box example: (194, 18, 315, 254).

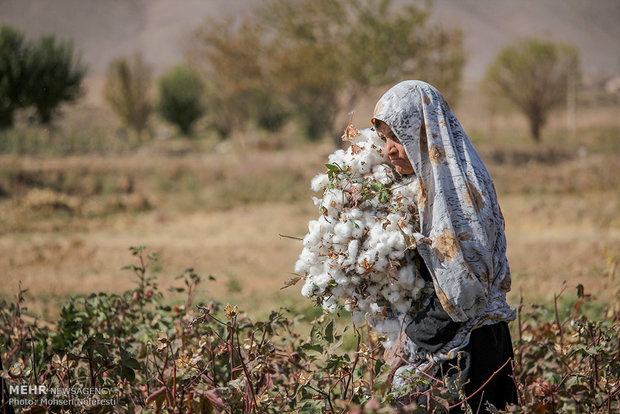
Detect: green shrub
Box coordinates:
(0, 26, 27, 129)
(22, 35, 85, 125)
(0, 25, 85, 129)
(158, 64, 205, 136)
(1, 247, 617, 412)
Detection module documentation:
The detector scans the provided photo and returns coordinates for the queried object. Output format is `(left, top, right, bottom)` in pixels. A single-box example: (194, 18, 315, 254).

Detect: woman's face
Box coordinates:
(375, 121, 414, 175)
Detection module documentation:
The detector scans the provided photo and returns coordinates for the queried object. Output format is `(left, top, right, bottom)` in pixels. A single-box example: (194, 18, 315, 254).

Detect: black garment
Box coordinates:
(405, 258, 517, 412)
(405, 254, 462, 353)
(439, 322, 517, 412)
(406, 299, 517, 411)
(405, 293, 461, 353)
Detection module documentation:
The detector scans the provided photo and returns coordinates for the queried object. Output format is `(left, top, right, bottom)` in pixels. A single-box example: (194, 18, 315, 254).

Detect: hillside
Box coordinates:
(1, 0, 618, 88)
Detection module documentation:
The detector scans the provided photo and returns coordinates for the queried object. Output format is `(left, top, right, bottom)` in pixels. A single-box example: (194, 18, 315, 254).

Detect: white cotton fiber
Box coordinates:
(296, 127, 425, 330)
(311, 173, 330, 193)
(347, 239, 359, 259)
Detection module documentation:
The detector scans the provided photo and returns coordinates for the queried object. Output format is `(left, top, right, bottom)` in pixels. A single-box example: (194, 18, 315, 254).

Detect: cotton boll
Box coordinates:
(317, 215, 334, 234)
(347, 239, 359, 260)
(371, 164, 394, 185)
(332, 269, 348, 284)
(323, 296, 338, 313)
(301, 247, 318, 263)
(313, 272, 332, 292)
(331, 233, 348, 246)
(365, 150, 388, 170)
(393, 300, 411, 314)
(397, 264, 416, 287)
(374, 256, 388, 272)
(310, 173, 330, 193)
(351, 224, 365, 239)
(322, 188, 342, 205)
(328, 149, 346, 165)
(380, 285, 392, 298)
(322, 188, 344, 217)
(307, 219, 319, 233)
(369, 302, 381, 314)
(385, 213, 402, 230)
(308, 262, 325, 279)
(334, 221, 353, 239)
(366, 284, 380, 296)
(301, 281, 316, 298)
(386, 232, 405, 252)
(294, 258, 309, 274)
(303, 230, 321, 248)
(386, 291, 401, 304)
(343, 208, 363, 221)
(368, 221, 385, 238)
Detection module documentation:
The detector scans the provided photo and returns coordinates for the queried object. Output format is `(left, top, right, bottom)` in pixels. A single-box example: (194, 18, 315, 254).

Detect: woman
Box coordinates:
(371, 80, 517, 411)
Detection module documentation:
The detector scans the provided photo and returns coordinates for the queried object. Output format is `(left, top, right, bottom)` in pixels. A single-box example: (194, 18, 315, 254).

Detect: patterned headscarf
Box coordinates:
(372, 80, 514, 324)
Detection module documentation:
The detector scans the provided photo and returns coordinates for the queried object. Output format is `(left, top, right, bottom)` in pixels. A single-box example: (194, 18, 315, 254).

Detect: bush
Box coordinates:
(103, 53, 153, 142)
(22, 35, 86, 125)
(1, 247, 617, 413)
(0, 25, 85, 129)
(158, 64, 205, 136)
(0, 26, 27, 129)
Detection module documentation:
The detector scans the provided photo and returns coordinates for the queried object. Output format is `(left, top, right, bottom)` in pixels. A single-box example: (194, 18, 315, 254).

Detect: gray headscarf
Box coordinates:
(372, 80, 515, 332)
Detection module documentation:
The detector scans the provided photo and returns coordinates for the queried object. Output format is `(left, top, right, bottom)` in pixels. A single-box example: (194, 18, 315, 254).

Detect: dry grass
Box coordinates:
(0, 105, 618, 319)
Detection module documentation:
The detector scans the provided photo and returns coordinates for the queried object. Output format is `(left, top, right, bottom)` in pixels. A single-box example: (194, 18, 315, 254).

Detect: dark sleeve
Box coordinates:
(405, 256, 462, 353)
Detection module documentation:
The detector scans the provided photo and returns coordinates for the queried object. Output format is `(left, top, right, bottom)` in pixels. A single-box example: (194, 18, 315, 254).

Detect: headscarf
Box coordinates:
(372, 80, 515, 326)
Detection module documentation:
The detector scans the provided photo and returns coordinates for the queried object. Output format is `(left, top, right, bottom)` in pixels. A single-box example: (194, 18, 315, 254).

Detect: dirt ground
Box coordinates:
(1, 106, 618, 319)
(1, 196, 617, 312)
(1, 170, 617, 321)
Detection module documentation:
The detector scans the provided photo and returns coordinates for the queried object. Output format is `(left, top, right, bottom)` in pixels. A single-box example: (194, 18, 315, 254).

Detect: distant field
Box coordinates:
(0, 103, 618, 320)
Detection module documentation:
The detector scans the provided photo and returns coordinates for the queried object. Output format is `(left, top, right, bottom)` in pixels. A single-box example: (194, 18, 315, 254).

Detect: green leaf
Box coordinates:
(124, 357, 141, 370)
(374, 358, 385, 377)
(325, 163, 340, 172)
(82, 334, 109, 359)
(119, 366, 135, 381)
(324, 319, 334, 344)
(298, 401, 321, 414)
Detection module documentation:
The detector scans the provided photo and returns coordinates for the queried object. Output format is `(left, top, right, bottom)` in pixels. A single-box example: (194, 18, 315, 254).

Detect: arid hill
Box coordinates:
(1, 0, 618, 85)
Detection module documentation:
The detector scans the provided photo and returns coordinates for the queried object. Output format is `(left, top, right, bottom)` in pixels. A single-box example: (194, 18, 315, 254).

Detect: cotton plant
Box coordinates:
(293, 126, 427, 347)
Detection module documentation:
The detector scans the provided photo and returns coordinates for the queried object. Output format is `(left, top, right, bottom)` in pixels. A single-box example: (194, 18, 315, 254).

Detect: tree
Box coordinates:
(103, 53, 153, 141)
(485, 38, 579, 142)
(260, 0, 465, 145)
(22, 35, 85, 125)
(158, 64, 205, 136)
(0, 26, 85, 129)
(189, 0, 465, 145)
(0, 26, 27, 129)
(189, 18, 288, 139)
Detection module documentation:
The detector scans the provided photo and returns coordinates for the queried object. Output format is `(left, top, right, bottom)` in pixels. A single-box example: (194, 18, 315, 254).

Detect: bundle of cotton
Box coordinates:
(295, 126, 427, 347)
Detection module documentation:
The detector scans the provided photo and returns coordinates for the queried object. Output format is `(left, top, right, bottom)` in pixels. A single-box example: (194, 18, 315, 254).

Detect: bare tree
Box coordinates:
(485, 38, 579, 142)
(103, 53, 153, 142)
(189, 0, 465, 146)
